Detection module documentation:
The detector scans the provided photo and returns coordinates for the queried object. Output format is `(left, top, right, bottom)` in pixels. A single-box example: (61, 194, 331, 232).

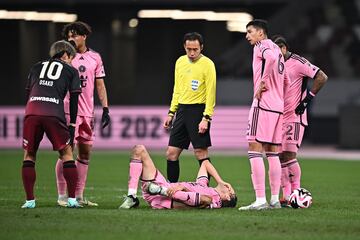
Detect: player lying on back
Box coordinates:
(119, 145, 237, 209)
(271, 35, 328, 205)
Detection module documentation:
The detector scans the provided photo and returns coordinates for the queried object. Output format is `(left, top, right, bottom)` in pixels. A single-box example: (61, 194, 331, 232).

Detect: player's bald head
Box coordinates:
(49, 40, 76, 59)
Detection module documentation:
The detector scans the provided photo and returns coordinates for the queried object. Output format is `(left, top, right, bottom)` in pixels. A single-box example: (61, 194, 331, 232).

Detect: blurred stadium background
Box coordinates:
(1, 0, 360, 150)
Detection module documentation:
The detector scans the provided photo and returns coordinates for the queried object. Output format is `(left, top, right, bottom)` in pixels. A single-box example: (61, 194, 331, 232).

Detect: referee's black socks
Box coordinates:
(167, 160, 179, 183)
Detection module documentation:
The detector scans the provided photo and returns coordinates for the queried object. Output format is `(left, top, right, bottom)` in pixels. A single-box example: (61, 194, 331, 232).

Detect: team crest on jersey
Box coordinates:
(191, 80, 199, 90)
(79, 65, 86, 73)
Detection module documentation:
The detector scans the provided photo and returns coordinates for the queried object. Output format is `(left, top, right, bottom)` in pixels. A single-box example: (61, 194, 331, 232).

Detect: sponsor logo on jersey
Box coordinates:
(29, 96, 59, 104)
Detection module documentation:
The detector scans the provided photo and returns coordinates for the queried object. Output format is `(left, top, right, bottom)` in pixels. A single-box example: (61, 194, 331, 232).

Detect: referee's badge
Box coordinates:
(191, 80, 199, 90)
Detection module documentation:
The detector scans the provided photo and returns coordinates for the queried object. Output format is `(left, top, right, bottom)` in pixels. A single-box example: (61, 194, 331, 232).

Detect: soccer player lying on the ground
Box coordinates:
(119, 145, 237, 209)
(271, 35, 328, 207)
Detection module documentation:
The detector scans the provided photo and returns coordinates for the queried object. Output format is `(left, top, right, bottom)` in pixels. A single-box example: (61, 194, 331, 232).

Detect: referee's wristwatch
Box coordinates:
(202, 115, 212, 122)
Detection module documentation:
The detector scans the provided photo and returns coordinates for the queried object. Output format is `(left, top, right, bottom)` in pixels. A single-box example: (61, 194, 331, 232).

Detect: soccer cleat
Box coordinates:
(269, 201, 282, 209)
(144, 182, 168, 196)
(77, 198, 99, 207)
(67, 197, 82, 208)
(119, 195, 139, 209)
(238, 202, 269, 211)
(57, 196, 68, 207)
(21, 200, 36, 209)
(57, 199, 68, 207)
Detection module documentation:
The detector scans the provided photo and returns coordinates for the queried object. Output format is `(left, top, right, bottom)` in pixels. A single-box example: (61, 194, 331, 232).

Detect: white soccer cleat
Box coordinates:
(145, 182, 168, 196)
(57, 199, 68, 207)
(21, 200, 36, 209)
(238, 202, 269, 211)
(269, 201, 282, 209)
(57, 196, 68, 207)
(119, 195, 139, 209)
(67, 198, 83, 208)
(77, 198, 99, 207)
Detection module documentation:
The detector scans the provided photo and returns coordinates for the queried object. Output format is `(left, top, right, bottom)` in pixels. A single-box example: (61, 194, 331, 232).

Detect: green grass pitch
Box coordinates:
(0, 149, 359, 240)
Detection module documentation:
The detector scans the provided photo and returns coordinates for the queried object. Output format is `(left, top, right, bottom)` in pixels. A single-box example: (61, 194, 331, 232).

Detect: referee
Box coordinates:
(163, 32, 216, 182)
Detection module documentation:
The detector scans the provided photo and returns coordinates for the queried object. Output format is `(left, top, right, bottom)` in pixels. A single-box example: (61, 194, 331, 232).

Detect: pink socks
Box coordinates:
(266, 152, 281, 196)
(75, 158, 89, 199)
(281, 164, 291, 199)
(127, 159, 143, 196)
(281, 158, 301, 199)
(248, 151, 266, 198)
(55, 159, 67, 196)
(287, 159, 301, 190)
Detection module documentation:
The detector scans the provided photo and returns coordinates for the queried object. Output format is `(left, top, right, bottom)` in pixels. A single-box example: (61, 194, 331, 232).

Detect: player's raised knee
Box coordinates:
(132, 145, 147, 157)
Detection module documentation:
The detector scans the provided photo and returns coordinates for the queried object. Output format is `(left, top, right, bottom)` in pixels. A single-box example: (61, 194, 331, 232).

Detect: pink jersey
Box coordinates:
(252, 39, 286, 113)
(283, 54, 319, 125)
(176, 176, 222, 208)
(64, 48, 106, 117)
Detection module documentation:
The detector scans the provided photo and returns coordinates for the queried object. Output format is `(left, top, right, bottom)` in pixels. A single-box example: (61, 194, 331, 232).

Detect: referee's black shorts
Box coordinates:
(168, 104, 212, 150)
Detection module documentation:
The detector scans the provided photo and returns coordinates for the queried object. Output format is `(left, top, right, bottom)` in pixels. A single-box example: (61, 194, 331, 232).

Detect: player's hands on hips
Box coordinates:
(295, 92, 314, 115)
(163, 116, 173, 129)
(198, 119, 209, 134)
(101, 107, 110, 128)
(68, 125, 75, 148)
(255, 81, 267, 100)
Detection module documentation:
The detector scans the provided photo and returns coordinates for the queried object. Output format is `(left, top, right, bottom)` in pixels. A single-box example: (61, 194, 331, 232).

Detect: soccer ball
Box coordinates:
(289, 188, 312, 209)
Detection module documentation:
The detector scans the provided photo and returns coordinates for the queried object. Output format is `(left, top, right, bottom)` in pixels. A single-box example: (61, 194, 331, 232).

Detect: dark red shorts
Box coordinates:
(23, 115, 70, 152)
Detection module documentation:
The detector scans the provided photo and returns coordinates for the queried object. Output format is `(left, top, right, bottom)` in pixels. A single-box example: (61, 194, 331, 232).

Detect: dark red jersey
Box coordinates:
(25, 59, 81, 123)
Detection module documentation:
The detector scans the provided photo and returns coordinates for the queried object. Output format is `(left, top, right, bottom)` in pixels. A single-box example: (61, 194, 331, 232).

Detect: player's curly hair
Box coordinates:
(62, 21, 92, 39)
(49, 40, 76, 59)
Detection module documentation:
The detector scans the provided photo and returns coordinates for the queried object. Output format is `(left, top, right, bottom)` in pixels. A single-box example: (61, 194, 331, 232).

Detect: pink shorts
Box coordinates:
(66, 114, 95, 145)
(280, 122, 305, 153)
(246, 106, 283, 145)
(141, 171, 172, 209)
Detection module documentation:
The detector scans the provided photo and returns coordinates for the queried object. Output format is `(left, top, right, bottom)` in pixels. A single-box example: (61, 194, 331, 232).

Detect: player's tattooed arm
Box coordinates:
(310, 70, 328, 94)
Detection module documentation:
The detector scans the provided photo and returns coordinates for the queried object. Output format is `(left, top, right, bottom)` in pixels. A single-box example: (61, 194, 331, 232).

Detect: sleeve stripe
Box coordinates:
(261, 48, 270, 59)
(290, 54, 306, 64)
